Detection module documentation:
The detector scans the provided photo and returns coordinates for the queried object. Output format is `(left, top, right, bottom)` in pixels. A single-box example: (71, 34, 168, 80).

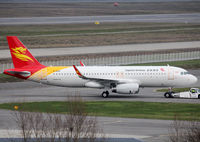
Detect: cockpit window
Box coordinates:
(181, 72, 189, 75)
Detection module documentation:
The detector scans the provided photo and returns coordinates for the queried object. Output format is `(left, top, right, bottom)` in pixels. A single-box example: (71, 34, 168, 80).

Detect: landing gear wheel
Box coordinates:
(164, 92, 174, 98)
(164, 92, 170, 98)
(102, 91, 109, 98)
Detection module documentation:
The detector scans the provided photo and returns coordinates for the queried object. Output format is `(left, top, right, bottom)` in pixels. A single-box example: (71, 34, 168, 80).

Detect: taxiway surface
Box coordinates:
(0, 82, 199, 104)
(1, 41, 200, 59)
(0, 13, 200, 25)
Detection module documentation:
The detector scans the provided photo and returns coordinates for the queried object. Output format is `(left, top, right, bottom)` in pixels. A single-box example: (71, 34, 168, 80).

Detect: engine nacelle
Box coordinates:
(85, 81, 103, 88)
(112, 83, 139, 94)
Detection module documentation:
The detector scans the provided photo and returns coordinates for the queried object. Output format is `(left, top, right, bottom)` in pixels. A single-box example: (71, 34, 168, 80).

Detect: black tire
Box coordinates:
(198, 95, 200, 99)
(102, 91, 109, 98)
(164, 92, 170, 98)
(164, 92, 174, 98)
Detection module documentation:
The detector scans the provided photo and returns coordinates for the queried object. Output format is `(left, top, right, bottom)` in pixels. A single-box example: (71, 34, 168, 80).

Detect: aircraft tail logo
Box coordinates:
(7, 36, 43, 68)
(12, 47, 34, 62)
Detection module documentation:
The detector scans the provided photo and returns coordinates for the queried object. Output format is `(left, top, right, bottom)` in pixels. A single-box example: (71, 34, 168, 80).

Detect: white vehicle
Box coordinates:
(3, 36, 198, 98)
(170, 88, 200, 99)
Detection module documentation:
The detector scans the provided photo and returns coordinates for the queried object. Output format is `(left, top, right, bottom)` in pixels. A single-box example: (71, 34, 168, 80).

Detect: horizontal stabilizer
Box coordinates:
(6, 70, 31, 77)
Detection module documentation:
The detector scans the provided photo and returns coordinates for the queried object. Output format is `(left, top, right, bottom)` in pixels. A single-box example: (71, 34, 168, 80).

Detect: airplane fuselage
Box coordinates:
(29, 66, 197, 88)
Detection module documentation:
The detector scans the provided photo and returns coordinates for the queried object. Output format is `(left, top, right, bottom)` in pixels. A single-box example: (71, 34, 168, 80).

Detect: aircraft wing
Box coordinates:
(73, 65, 118, 83)
(73, 65, 138, 86)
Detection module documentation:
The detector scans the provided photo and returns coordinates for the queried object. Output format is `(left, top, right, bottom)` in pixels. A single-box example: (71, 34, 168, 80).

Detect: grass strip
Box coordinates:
(1, 24, 200, 36)
(157, 88, 199, 93)
(1, 23, 200, 49)
(0, 101, 199, 121)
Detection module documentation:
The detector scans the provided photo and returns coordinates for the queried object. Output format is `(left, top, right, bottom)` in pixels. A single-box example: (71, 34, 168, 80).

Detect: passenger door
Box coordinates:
(168, 67, 174, 80)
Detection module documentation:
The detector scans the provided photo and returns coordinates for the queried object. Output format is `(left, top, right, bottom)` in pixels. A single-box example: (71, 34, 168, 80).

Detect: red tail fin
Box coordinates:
(7, 36, 42, 68)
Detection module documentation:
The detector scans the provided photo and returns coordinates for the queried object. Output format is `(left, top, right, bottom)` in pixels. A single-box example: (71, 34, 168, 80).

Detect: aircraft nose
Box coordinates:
(191, 75, 198, 85)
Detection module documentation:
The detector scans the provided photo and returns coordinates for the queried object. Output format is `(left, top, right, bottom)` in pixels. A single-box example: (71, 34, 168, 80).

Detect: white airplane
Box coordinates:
(4, 36, 198, 98)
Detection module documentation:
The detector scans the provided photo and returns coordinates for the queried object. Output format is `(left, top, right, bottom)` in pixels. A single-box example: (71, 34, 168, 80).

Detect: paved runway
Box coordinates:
(0, 82, 199, 104)
(1, 41, 200, 59)
(0, 13, 200, 25)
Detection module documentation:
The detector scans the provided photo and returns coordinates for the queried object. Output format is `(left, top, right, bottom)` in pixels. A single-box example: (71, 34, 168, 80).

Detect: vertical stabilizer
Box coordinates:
(7, 36, 42, 68)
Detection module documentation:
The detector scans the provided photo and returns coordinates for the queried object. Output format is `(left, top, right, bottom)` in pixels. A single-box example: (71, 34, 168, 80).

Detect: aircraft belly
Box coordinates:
(47, 76, 85, 87)
(140, 77, 166, 87)
(62, 78, 86, 87)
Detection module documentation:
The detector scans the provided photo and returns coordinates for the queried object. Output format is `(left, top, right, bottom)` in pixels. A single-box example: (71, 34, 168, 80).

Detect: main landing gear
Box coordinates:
(101, 91, 109, 98)
(164, 87, 174, 98)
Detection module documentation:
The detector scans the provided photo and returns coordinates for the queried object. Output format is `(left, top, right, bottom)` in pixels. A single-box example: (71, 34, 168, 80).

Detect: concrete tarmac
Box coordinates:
(0, 13, 200, 25)
(1, 41, 200, 59)
(0, 82, 199, 104)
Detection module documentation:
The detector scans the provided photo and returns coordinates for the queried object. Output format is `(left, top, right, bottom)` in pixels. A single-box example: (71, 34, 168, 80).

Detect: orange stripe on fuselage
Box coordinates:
(28, 66, 70, 81)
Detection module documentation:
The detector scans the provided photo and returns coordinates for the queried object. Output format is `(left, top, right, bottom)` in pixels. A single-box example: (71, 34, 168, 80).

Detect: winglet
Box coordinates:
(73, 65, 85, 78)
(80, 61, 85, 66)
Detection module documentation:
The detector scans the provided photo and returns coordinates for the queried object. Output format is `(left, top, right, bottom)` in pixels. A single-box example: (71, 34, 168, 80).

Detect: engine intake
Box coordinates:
(112, 83, 139, 94)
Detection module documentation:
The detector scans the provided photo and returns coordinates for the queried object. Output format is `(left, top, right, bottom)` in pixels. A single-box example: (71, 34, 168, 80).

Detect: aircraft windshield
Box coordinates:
(180, 72, 189, 75)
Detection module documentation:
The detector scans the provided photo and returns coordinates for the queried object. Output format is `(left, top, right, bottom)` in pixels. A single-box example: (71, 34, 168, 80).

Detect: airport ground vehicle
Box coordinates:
(164, 88, 200, 99)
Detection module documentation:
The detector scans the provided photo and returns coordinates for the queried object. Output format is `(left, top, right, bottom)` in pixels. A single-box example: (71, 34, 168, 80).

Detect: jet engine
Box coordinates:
(112, 83, 139, 94)
(85, 81, 104, 88)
